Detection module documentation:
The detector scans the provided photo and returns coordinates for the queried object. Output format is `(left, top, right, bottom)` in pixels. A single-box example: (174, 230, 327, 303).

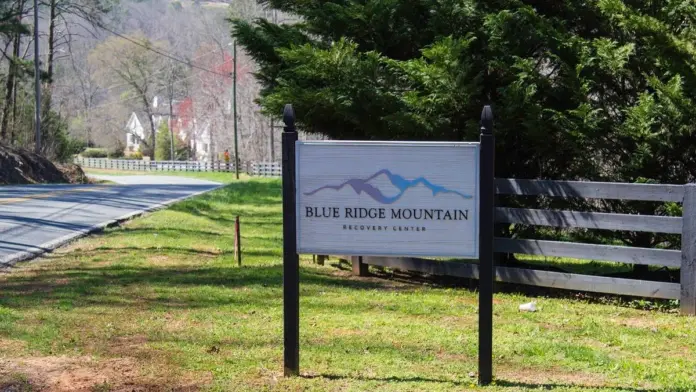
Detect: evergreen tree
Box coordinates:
(233, 0, 696, 258)
(233, 0, 696, 182)
(155, 122, 172, 161)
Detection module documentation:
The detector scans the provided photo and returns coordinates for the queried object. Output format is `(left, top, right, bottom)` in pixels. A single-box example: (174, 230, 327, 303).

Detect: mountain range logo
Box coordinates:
(303, 169, 473, 205)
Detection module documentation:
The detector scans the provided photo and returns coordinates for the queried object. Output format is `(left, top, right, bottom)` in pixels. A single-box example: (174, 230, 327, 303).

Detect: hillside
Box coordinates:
(0, 146, 87, 185)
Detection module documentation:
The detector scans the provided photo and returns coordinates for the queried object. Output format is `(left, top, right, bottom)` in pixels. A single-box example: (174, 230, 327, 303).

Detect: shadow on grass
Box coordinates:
(329, 259, 679, 311)
(496, 380, 682, 392)
(112, 227, 229, 238)
(305, 374, 674, 391)
(0, 260, 407, 312)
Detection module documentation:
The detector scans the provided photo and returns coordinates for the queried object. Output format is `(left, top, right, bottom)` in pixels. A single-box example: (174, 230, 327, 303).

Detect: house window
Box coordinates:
(127, 133, 133, 145)
(203, 143, 209, 153)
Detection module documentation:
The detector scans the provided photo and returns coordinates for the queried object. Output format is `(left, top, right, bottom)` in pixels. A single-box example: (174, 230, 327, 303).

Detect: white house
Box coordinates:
(180, 117, 213, 162)
(125, 96, 213, 161)
(124, 112, 146, 154)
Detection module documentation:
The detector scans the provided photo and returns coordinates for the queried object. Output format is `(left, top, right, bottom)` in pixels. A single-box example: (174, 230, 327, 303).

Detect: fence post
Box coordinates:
(351, 256, 368, 276)
(681, 184, 696, 315)
(282, 104, 300, 376)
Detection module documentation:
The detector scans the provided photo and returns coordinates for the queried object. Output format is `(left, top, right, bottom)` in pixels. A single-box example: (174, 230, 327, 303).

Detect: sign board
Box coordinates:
(295, 141, 480, 258)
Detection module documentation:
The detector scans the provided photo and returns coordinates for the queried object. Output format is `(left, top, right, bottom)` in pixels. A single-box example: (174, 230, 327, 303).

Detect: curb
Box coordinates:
(0, 183, 225, 268)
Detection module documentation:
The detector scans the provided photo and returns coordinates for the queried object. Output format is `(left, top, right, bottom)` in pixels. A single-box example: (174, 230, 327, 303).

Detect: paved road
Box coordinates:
(0, 175, 222, 266)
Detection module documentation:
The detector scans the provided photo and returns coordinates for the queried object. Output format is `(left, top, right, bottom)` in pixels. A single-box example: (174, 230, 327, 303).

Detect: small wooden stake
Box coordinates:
(235, 216, 242, 266)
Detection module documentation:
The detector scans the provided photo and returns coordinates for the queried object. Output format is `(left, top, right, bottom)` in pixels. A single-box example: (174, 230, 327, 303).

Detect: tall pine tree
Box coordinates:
(233, 0, 696, 260)
(233, 0, 696, 182)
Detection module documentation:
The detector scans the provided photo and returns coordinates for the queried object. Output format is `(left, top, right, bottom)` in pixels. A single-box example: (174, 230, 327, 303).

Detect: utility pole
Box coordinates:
(233, 41, 239, 179)
(33, 0, 41, 154)
(270, 118, 275, 161)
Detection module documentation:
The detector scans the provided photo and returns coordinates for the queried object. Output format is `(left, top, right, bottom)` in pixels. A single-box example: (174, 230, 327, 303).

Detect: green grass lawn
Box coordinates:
(0, 178, 694, 391)
(83, 168, 247, 183)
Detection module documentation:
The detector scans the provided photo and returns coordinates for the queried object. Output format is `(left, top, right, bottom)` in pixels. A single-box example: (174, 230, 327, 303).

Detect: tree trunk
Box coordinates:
(209, 121, 215, 163)
(1, 33, 20, 142)
(4, 0, 25, 144)
(1, 67, 14, 141)
(46, 0, 56, 86)
(141, 96, 156, 159)
(10, 16, 21, 145)
(147, 113, 157, 160)
(169, 96, 174, 160)
(41, 0, 56, 117)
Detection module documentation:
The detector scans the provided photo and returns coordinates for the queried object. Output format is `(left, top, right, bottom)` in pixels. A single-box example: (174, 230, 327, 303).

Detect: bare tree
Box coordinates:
(89, 33, 166, 158)
(160, 59, 188, 159)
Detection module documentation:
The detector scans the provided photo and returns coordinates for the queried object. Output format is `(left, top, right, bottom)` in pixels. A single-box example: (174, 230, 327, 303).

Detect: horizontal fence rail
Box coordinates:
(494, 238, 681, 268)
(496, 178, 685, 202)
(74, 157, 282, 177)
(495, 207, 683, 234)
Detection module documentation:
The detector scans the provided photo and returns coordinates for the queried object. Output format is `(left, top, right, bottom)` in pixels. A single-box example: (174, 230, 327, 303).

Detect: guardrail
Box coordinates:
(340, 179, 695, 314)
(74, 157, 282, 177)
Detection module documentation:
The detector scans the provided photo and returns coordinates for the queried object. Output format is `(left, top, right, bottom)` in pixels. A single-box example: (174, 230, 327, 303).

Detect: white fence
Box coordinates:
(75, 157, 282, 177)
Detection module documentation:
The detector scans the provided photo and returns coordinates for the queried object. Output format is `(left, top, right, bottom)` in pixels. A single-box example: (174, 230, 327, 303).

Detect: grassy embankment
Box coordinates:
(83, 168, 243, 184)
(0, 178, 694, 391)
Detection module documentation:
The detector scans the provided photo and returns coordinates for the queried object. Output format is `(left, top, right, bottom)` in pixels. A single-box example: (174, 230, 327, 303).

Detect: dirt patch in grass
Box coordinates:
(330, 328, 367, 337)
(107, 335, 150, 358)
(0, 355, 210, 391)
(2, 278, 72, 295)
(496, 366, 615, 389)
(610, 317, 663, 330)
(0, 338, 28, 353)
(326, 266, 416, 291)
(147, 255, 178, 265)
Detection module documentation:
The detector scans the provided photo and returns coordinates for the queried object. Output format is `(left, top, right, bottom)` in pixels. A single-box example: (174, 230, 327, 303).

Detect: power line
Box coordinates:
(68, 45, 227, 95)
(96, 23, 232, 78)
(85, 71, 200, 112)
(57, 5, 233, 79)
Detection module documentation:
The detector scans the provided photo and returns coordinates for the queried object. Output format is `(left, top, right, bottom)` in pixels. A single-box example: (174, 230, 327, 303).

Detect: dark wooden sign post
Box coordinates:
(281, 103, 496, 385)
(478, 105, 495, 385)
(281, 104, 300, 376)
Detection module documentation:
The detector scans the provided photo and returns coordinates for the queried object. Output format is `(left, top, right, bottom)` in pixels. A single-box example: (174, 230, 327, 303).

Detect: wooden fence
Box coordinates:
(341, 179, 696, 315)
(74, 157, 282, 177)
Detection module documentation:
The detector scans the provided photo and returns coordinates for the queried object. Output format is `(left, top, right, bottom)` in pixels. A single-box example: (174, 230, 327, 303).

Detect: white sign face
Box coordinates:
(296, 141, 480, 258)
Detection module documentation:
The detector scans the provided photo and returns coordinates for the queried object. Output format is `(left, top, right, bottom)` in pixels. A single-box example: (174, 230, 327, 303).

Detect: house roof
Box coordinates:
(125, 112, 142, 131)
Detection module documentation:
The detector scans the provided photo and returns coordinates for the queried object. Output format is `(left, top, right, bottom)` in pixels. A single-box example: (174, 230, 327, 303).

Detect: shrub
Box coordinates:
(80, 148, 109, 158)
(57, 137, 87, 162)
(129, 151, 143, 160)
(140, 146, 153, 159)
(107, 146, 125, 159)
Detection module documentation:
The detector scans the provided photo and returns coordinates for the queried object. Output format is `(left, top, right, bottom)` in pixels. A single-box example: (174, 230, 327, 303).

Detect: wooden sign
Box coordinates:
(295, 141, 480, 258)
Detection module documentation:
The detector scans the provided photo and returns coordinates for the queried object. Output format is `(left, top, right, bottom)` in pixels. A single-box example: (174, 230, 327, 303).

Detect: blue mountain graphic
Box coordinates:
(303, 169, 472, 205)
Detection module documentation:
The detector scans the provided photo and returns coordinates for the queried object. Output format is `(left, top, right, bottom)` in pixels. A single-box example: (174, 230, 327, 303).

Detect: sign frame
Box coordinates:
(294, 140, 481, 259)
(280, 104, 495, 386)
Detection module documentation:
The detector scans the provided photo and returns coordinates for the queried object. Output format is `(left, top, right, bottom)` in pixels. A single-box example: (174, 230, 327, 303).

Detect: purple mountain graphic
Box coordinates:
(303, 169, 472, 205)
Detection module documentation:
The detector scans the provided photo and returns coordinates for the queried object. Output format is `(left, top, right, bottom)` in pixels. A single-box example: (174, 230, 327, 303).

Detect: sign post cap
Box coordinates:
(480, 105, 493, 135)
(283, 104, 296, 128)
